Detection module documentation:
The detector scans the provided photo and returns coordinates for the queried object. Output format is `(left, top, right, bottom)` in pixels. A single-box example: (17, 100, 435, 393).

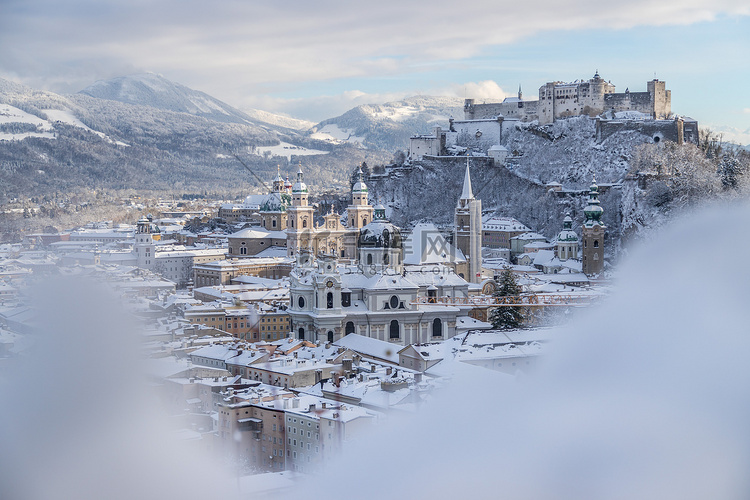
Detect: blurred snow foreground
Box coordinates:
(1, 203, 750, 500)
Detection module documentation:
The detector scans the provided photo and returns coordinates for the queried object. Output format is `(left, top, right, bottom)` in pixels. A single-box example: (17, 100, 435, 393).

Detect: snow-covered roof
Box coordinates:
(334, 334, 400, 364)
(402, 222, 465, 265)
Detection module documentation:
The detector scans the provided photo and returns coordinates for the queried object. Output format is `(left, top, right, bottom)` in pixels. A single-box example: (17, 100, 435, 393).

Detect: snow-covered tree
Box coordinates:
(489, 266, 524, 329)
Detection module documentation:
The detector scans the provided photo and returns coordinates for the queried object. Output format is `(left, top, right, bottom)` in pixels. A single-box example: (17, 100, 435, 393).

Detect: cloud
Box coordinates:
(238, 81, 504, 122)
(705, 123, 750, 146)
(445, 80, 508, 101)
(1, 0, 747, 112)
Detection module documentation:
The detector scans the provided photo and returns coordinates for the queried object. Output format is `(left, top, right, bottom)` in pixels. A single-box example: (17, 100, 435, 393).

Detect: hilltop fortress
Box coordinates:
(409, 72, 697, 162)
(464, 71, 671, 124)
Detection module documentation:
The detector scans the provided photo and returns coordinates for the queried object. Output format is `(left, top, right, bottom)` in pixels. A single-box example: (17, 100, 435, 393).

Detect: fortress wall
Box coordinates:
(596, 119, 692, 144)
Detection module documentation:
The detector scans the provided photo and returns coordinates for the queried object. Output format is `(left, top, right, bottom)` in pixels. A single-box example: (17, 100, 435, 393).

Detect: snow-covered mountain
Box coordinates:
(309, 96, 464, 151)
(243, 108, 315, 131)
(0, 77, 352, 198)
(79, 73, 259, 126)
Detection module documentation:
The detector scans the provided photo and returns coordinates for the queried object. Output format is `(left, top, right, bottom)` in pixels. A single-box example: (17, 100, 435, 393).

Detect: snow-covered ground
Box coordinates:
(309, 123, 366, 145)
(0, 104, 128, 145)
(255, 141, 328, 159)
(0, 104, 54, 140)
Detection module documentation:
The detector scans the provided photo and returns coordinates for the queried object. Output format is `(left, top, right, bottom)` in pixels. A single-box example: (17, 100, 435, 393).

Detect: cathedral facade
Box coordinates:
(287, 166, 482, 345)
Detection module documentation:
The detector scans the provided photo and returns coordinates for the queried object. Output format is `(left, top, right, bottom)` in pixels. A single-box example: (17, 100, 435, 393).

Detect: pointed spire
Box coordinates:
(460, 155, 474, 201)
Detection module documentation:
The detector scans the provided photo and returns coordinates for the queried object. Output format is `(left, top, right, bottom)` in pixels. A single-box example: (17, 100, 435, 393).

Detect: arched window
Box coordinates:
(228, 247, 233, 254)
(594, 253, 599, 261)
(240, 247, 247, 255)
(593, 240, 599, 248)
(345, 321, 355, 335)
(262, 219, 266, 227)
(302, 219, 308, 228)
(291, 219, 294, 228)
(389, 320, 399, 339)
(363, 217, 368, 225)
(298, 327, 305, 340)
(433, 318, 442, 337)
(272, 219, 277, 228)
(327, 292, 333, 309)
(367, 254, 373, 265)
(327, 331, 334, 343)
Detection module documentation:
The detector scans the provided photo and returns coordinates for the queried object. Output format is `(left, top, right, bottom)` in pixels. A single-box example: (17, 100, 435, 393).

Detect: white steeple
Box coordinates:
(458, 156, 474, 206)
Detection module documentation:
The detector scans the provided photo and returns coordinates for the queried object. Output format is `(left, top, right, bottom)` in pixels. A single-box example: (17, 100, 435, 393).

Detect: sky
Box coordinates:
(0, 0, 748, 143)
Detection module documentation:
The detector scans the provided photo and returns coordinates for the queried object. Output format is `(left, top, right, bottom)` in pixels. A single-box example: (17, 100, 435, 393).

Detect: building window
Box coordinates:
(432, 318, 442, 337)
(341, 292, 351, 307)
(593, 239, 599, 248)
(272, 220, 277, 228)
(326, 292, 333, 309)
(298, 327, 305, 340)
(302, 220, 308, 228)
(389, 320, 399, 339)
(298, 296, 305, 308)
(327, 330, 334, 343)
(345, 321, 355, 335)
(367, 254, 373, 265)
(389, 295, 399, 309)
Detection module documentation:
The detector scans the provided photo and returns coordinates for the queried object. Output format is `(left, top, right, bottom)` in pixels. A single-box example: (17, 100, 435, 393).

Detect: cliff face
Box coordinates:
(366, 156, 622, 246)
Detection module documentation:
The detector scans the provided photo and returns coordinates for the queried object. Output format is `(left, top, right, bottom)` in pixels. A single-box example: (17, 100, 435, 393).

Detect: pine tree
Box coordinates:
(489, 266, 524, 329)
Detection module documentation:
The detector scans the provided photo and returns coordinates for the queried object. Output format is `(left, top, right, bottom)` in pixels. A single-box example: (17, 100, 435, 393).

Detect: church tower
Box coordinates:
(556, 214, 579, 261)
(582, 177, 606, 276)
(343, 165, 375, 260)
(286, 165, 315, 258)
(260, 166, 289, 231)
(454, 158, 482, 283)
(135, 215, 155, 269)
(347, 165, 374, 229)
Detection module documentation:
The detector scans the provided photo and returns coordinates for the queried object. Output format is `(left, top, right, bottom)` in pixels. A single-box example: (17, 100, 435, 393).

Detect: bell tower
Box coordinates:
(287, 164, 315, 258)
(135, 215, 155, 269)
(454, 157, 482, 283)
(582, 177, 606, 276)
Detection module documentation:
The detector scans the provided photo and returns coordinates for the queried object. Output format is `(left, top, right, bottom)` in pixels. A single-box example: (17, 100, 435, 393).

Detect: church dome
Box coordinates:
(259, 191, 290, 212)
(557, 215, 578, 242)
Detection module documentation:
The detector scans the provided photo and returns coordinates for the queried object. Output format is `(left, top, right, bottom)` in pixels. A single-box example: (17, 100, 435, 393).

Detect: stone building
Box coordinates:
(464, 72, 672, 125)
(464, 86, 539, 122)
(482, 216, 530, 249)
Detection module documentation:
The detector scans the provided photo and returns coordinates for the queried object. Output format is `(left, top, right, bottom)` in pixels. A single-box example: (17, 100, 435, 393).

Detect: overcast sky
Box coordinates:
(1, 0, 748, 142)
